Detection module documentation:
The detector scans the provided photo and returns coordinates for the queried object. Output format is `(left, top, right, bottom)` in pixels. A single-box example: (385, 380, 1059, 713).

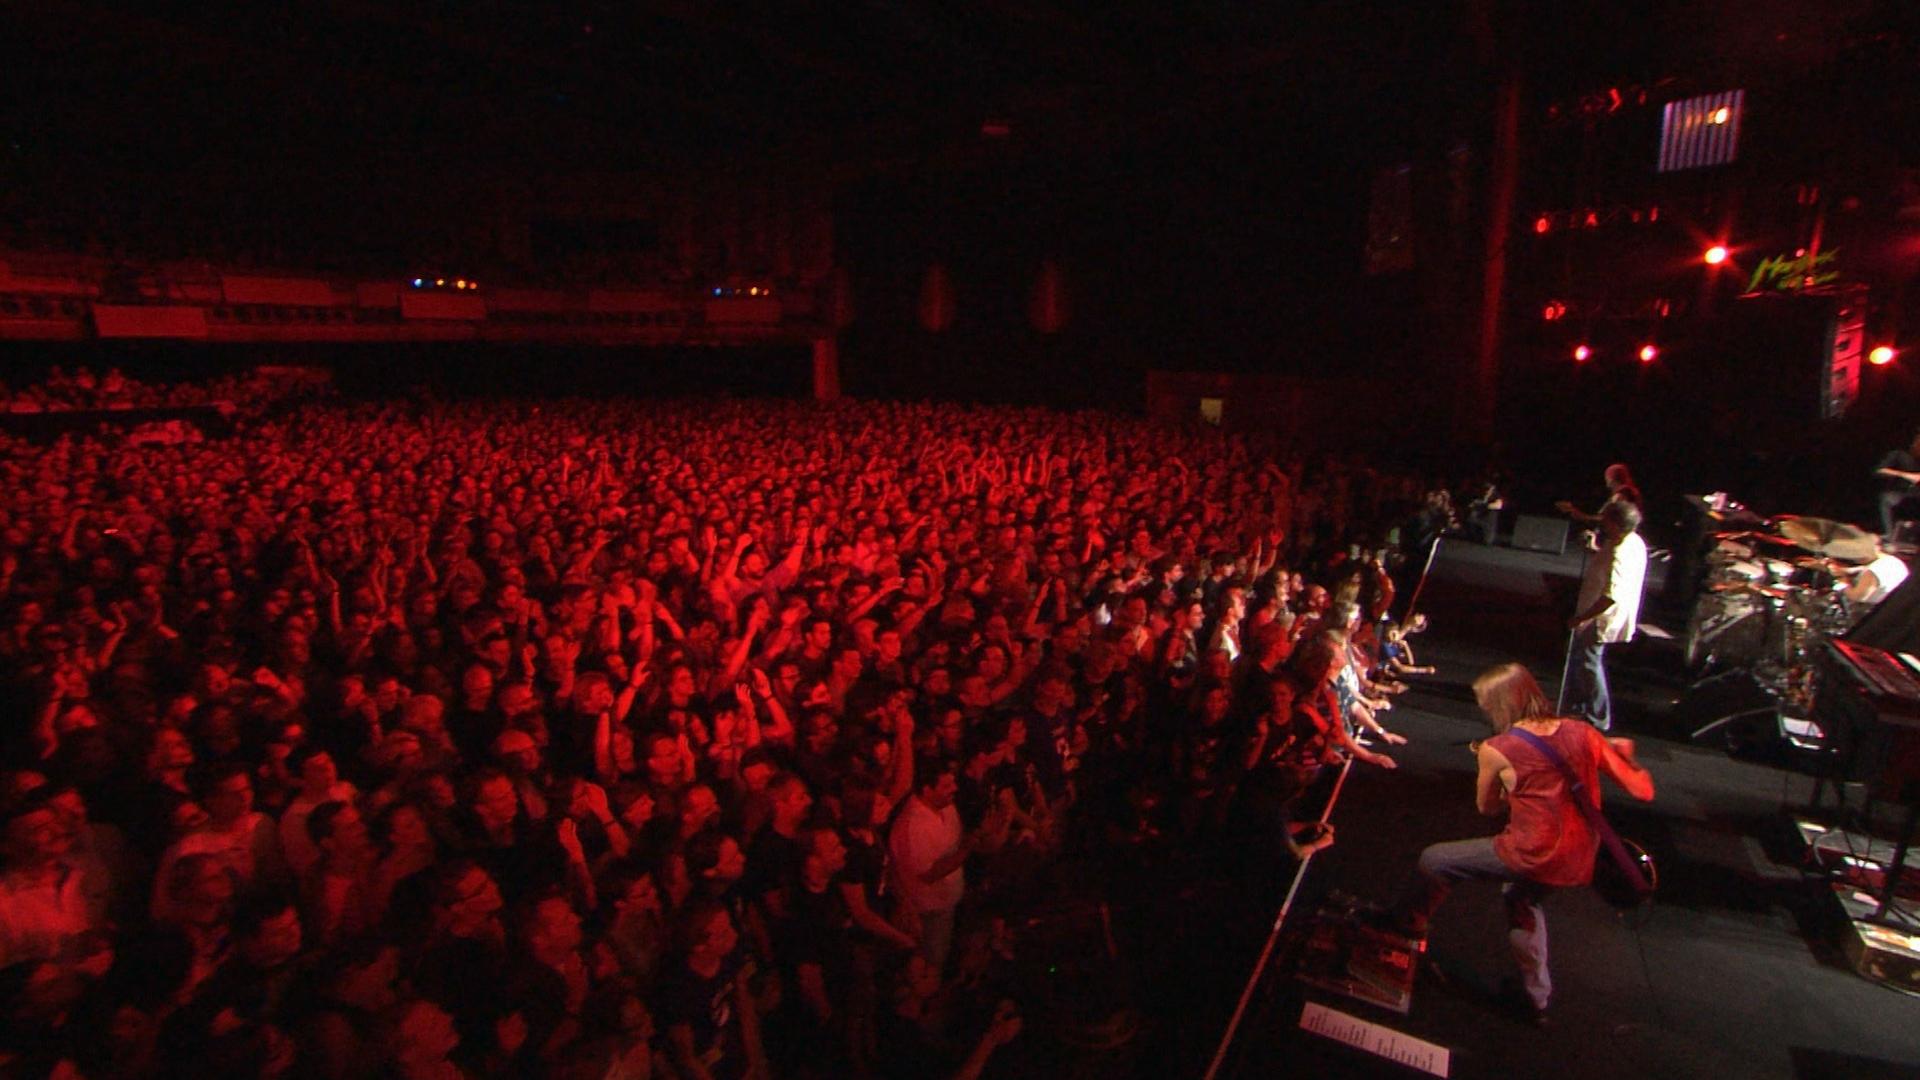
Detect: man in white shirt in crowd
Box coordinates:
(888, 758, 975, 976)
(1563, 500, 1647, 732)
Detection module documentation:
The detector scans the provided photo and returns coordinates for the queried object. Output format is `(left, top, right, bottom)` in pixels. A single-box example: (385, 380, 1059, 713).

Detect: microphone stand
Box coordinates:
(1201, 753, 1357, 1080)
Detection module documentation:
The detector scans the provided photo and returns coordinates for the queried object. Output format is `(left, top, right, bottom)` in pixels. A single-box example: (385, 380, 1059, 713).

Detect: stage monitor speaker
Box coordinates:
(1510, 514, 1569, 555)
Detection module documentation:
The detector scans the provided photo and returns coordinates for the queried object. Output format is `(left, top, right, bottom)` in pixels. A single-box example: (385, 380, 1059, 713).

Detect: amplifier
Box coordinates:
(1510, 514, 1570, 555)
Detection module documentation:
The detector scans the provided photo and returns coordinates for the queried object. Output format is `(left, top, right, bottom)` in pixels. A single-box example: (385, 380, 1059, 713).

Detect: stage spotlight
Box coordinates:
(1709, 106, 1731, 125)
(1638, 344, 1658, 363)
(1543, 301, 1566, 321)
(1869, 346, 1897, 366)
(411, 278, 424, 287)
(1534, 215, 1551, 235)
(454, 279, 468, 290)
(1573, 344, 1592, 362)
(1703, 245, 1728, 265)
(434, 279, 445, 287)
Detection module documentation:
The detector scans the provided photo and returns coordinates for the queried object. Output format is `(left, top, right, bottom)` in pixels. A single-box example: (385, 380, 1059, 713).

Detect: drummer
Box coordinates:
(1840, 536, 1911, 606)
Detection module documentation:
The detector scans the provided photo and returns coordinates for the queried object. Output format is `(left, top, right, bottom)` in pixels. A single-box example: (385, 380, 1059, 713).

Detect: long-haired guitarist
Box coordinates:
(1376, 663, 1653, 1023)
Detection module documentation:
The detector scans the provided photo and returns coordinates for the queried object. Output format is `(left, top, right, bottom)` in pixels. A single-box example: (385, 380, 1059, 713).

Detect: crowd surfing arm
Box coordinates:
(780, 527, 809, 580)
(708, 532, 751, 604)
(592, 710, 617, 785)
(1345, 699, 1405, 745)
(578, 780, 630, 860)
(628, 582, 660, 660)
(884, 713, 916, 810)
(845, 576, 903, 624)
(748, 668, 793, 745)
(597, 592, 624, 654)
(757, 602, 802, 663)
(711, 606, 769, 693)
(94, 602, 131, 671)
(564, 528, 612, 582)
(556, 818, 597, 912)
(410, 531, 438, 586)
(1329, 709, 1396, 770)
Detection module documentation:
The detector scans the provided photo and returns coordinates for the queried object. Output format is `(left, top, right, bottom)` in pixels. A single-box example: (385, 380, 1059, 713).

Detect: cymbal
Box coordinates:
(1715, 530, 1798, 546)
(1773, 515, 1878, 561)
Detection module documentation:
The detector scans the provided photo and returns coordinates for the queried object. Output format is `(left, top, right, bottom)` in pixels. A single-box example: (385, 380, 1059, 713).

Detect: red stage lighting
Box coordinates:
(1543, 301, 1566, 321)
(1638, 344, 1658, 363)
(1534, 215, 1551, 235)
(1703, 245, 1728, 265)
(1573, 344, 1592, 362)
(1869, 345, 1897, 366)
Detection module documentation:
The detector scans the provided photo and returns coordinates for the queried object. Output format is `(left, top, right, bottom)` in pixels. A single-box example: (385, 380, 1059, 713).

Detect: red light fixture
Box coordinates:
(1703, 245, 1728, 265)
(1543, 301, 1567, 321)
(1573, 344, 1592, 362)
(1534, 215, 1552, 235)
(1638, 344, 1658, 363)
(1869, 345, 1897, 366)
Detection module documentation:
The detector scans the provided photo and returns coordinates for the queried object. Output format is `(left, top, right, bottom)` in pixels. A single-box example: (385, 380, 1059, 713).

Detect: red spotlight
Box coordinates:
(1869, 345, 1897, 366)
(1638, 344, 1658, 363)
(1573, 344, 1592, 362)
(1534, 215, 1552, 235)
(1703, 245, 1728, 265)
(1543, 301, 1566, 321)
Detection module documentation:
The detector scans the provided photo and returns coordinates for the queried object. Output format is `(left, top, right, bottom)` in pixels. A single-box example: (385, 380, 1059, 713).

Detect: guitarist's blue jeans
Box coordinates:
(1392, 836, 1553, 1011)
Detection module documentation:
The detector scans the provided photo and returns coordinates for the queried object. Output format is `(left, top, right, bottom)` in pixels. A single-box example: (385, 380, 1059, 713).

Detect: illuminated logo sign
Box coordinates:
(1745, 250, 1840, 294)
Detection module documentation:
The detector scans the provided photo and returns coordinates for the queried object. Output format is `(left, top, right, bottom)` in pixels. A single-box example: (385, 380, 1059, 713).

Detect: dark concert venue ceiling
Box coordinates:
(6, 2, 1915, 185)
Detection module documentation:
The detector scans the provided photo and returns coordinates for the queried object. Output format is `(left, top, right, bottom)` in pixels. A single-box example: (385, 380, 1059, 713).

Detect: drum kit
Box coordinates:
(1686, 515, 1864, 709)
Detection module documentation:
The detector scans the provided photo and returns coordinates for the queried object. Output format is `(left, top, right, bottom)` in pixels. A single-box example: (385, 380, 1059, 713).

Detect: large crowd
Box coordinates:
(0, 366, 329, 416)
(0, 387, 1440, 1079)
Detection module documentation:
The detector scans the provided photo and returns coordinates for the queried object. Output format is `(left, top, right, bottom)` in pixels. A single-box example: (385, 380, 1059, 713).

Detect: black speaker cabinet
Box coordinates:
(1510, 514, 1569, 555)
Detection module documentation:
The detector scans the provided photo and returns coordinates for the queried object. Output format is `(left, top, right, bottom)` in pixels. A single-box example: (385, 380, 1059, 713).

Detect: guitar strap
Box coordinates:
(1509, 726, 1652, 895)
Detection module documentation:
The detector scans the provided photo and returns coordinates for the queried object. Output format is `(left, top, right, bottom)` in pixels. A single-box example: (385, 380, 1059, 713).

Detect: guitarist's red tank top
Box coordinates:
(1487, 720, 1603, 887)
